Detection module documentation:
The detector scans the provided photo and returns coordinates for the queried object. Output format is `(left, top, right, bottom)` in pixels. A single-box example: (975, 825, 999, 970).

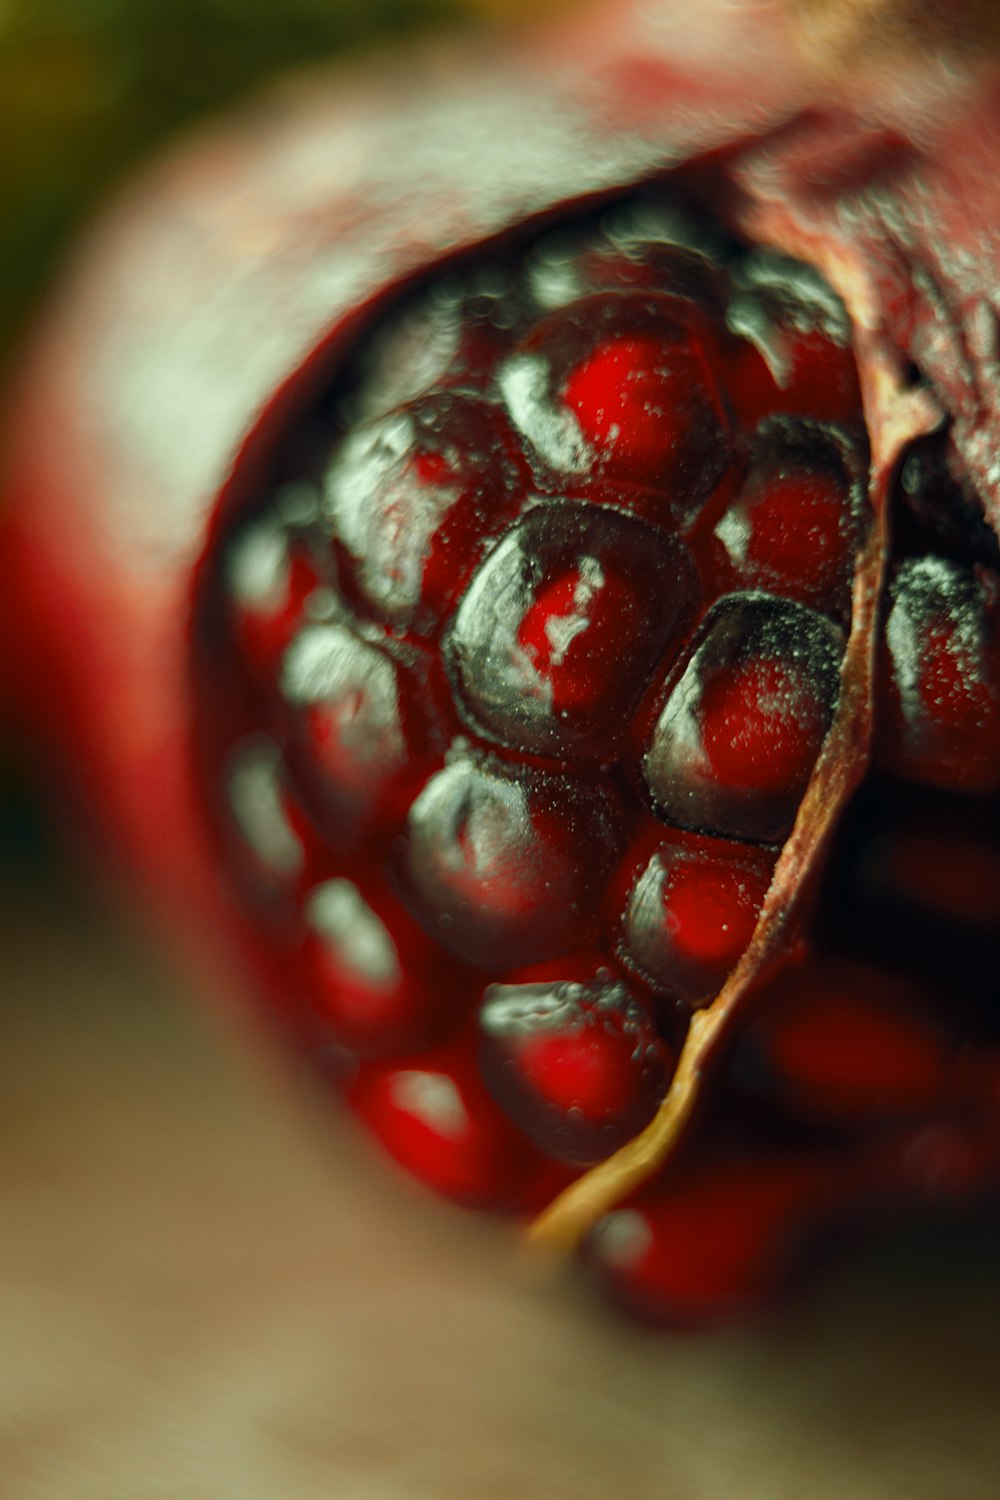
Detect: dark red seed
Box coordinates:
(478, 969, 672, 1165)
(349, 272, 528, 421)
(620, 835, 776, 1006)
(301, 876, 470, 1057)
(446, 500, 698, 757)
(725, 253, 862, 428)
(743, 958, 950, 1125)
(280, 621, 438, 852)
(224, 739, 365, 906)
(225, 512, 326, 687)
(196, 189, 885, 1274)
(702, 659, 822, 787)
(225, 736, 306, 886)
(348, 1035, 548, 1209)
(500, 292, 730, 516)
(710, 419, 860, 614)
(878, 555, 1000, 793)
(398, 753, 624, 968)
(562, 335, 707, 482)
(322, 394, 525, 630)
(643, 594, 843, 842)
(587, 1150, 840, 1326)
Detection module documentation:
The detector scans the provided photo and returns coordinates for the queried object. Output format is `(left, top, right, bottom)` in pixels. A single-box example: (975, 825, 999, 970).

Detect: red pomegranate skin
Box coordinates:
(3, 0, 1000, 1320)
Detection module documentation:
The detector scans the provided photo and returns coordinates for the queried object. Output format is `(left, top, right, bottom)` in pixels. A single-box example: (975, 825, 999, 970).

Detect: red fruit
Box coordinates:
(349, 1032, 551, 1210)
(397, 753, 625, 969)
(877, 554, 1000, 793)
(445, 500, 697, 756)
(281, 621, 444, 854)
(325, 394, 526, 630)
(738, 957, 951, 1125)
(724, 254, 864, 429)
(223, 736, 308, 888)
(503, 291, 731, 507)
(187, 205, 865, 1218)
(708, 419, 862, 616)
(4, 0, 1000, 1326)
(300, 875, 471, 1057)
(478, 967, 673, 1165)
(618, 830, 776, 1008)
(642, 595, 844, 842)
(586, 1148, 845, 1326)
(228, 528, 327, 687)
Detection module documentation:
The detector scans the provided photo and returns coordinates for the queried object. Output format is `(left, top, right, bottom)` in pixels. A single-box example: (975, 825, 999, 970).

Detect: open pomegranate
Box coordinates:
(3, 0, 999, 1325)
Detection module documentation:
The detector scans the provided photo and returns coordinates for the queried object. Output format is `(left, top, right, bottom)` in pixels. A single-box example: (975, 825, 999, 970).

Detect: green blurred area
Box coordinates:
(1, 0, 484, 875)
(0, 0, 471, 358)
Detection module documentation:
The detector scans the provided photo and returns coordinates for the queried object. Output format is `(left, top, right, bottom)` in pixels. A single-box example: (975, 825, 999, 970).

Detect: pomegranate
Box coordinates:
(2, 0, 999, 1325)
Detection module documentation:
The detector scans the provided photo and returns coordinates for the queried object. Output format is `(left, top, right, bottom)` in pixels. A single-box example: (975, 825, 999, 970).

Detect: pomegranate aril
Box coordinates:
(225, 509, 328, 687)
(582, 238, 726, 308)
(446, 500, 698, 757)
(398, 753, 624, 969)
(349, 1035, 549, 1210)
(620, 835, 776, 1007)
(725, 252, 861, 427)
(739, 957, 951, 1126)
(280, 621, 439, 853)
(526, 201, 725, 313)
(322, 394, 525, 630)
(643, 593, 844, 842)
(586, 1149, 842, 1326)
(302, 877, 470, 1057)
(866, 817, 1000, 933)
(478, 971, 672, 1166)
(225, 736, 305, 885)
(710, 419, 861, 615)
(499, 291, 731, 515)
(348, 270, 526, 423)
(877, 555, 1000, 793)
(816, 777, 1000, 1041)
(895, 435, 1000, 570)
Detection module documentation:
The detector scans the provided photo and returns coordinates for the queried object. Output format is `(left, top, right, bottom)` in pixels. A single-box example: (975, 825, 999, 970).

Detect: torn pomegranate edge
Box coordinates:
(525, 209, 942, 1261)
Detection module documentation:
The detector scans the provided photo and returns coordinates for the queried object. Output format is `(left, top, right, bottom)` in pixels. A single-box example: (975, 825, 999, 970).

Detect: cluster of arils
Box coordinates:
(194, 192, 1000, 1324)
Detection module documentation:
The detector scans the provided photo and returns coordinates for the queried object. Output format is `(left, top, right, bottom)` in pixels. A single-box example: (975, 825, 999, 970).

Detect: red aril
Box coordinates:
(738, 956, 951, 1125)
(478, 968, 673, 1166)
(349, 1032, 553, 1210)
(877, 555, 1000, 793)
(586, 1147, 846, 1326)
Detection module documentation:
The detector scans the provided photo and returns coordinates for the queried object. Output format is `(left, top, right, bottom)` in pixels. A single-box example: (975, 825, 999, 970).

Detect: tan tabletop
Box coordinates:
(2, 874, 998, 1499)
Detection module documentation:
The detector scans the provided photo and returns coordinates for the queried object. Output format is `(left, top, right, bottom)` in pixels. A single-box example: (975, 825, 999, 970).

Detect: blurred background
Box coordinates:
(0, 0, 526, 352)
(0, 0, 535, 885)
(1, 5, 998, 1497)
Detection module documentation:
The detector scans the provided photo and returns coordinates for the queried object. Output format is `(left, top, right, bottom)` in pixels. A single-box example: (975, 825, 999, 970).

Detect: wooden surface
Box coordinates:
(2, 876, 998, 1499)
